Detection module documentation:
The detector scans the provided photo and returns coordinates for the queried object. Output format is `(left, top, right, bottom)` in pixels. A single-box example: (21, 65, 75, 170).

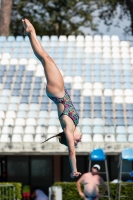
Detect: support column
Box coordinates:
(54, 156, 61, 182)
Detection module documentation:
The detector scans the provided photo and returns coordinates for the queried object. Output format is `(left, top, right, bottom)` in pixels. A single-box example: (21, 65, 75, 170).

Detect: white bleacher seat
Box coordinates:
(94, 46, 102, 52)
(59, 35, 67, 41)
(120, 41, 130, 47)
(47, 126, 58, 134)
(104, 126, 115, 134)
(93, 134, 104, 142)
(38, 111, 48, 118)
(93, 126, 104, 134)
(36, 126, 46, 134)
(10, 97, 19, 103)
(93, 89, 102, 96)
(0, 97, 9, 103)
(0, 104, 7, 111)
(18, 104, 29, 111)
(114, 97, 124, 103)
(128, 135, 133, 142)
(116, 134, 127, 142)
(12, 134, 22, 142)
(81, 134, 92, 142)
(103, 42, 111, 48)
(29, 104, 39, 111)
(73, 76, 83, 83)
(76, 41, 84, 47)
(4, 118, 14, 126)
(105, 134, 115, 142)
(46, 134, 57, 142)
(28, 58, 37, 65)
(27, 64, 36, 71)
(8, 104, 18, 111)
(116, 126, 126, 134)
(7, 36, 15, 42)
(36, 64, 43, 71)
(17, 111, 27, 118)
(49, 111, 58, 118)
(103, 51, 111, 57)
(2, 53, 11, 59)
(23, 134, 34, 142)
(73, 83, 82, 89)
(83, 89, 92, 96)
(82, 126, 92, 134)
(104, 89, 113, 96)
(35, 134, 42, 142)
(124, 89, 133, 96)
(37, 118, 47, 126)
(1, 90, 11, 96)
(15, 118, 25, 126)
(25, 126, 35, 134)
(19, 58, 28, 65)
(42, 36, 49, 41)
(0, 59, 9, 65)
(125, 97, 133, 103)
(0, 111, 5, 119)
(6, 111, 16, 118)
(114, 89, 123, 96)
(13, 126, 24, 134)
(93, 83, 103, 89)
(0, 119, 3, 126)
(82, 118, 92, 125)
(127, 126, 133, 134)
(68, 35, 76, 41)
(112, 42, 120, 48)
(26, 118, 37, 126)
(93, 118, 103, 125)
(85, 35, 93, 41)
(0, 134, 10, 142)
(48, 119, 59, 126)
(27, 111, 37, 118)
(83, 83, 92, 89)
(76, 35, 84, 41)
(111, 35, 120, 41)
(2, 126, 12, 134)
(64, 76, 73, 83)
(84, 47, 93, 53)
(50, 35, 58, 41)
(103, 35, 110, 41)
(16, 36, 23, 41)
(94, 35, 102, 41)
(10, 58, 18, 65)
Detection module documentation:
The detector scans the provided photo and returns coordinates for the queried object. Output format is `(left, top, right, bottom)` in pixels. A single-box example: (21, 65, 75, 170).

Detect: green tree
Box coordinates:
(96, 0, 133, 35)
(0, 0, 13, 36)
(10, 0, 97, 36)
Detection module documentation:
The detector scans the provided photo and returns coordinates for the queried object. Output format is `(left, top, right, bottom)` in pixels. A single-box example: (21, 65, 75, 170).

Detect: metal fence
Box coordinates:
(0, 184, 16, 200)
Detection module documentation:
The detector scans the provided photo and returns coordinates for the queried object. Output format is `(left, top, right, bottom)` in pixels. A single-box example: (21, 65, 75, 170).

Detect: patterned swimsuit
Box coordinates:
(47, 88, 79, 126)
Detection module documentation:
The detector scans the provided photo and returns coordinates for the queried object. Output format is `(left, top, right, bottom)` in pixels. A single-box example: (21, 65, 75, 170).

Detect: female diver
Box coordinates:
(22, 19, 82, 178)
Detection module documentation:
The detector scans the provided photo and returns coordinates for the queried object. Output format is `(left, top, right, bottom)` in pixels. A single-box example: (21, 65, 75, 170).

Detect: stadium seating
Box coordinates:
(0, 35, 133, 152)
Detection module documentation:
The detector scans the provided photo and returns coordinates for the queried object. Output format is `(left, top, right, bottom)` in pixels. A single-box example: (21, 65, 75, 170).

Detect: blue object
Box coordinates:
(126, 180, 133, 182)
(130, 170, 133, 177)
(122, 148, 133, 161)
(90, 148, 106, 161)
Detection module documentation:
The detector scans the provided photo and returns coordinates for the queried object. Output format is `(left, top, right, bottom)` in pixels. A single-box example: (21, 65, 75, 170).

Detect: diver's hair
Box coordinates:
(41, 132, 68, 146)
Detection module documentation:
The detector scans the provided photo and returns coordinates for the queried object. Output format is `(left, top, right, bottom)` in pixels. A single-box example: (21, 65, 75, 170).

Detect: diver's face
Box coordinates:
(74, 128, 82, 147)
(74, 132, 82, 147)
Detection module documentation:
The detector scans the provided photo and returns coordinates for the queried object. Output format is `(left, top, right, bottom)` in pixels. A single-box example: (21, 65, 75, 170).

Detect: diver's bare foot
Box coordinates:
(22, 18, 35, 35)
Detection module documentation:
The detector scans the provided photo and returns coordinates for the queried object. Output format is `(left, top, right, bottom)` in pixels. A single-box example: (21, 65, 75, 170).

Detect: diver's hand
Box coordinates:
(70, 171, 81, 178)
(22, 18, 35, 35)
